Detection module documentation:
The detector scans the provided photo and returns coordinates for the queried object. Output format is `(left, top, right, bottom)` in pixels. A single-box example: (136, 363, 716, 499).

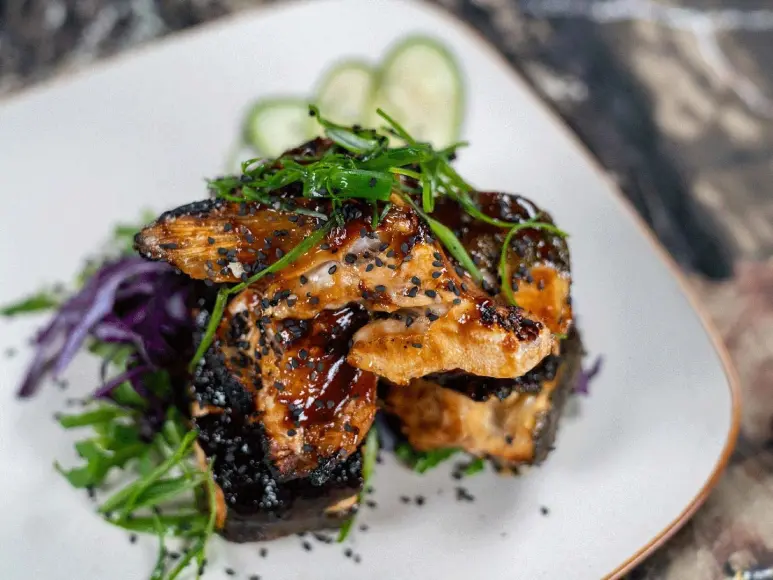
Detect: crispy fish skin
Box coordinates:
(136, 197, 555, 384)
(193, 412, 363, 543)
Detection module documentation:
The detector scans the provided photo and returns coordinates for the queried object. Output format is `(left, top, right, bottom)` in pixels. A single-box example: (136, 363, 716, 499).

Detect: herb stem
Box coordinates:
(189, 219, 335, 371)
(498, 220, 567, 307)
(100, 430, 197, 517)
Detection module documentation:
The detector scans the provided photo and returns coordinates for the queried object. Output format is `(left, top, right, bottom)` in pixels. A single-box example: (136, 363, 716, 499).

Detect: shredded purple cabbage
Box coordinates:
(18, 257, 194, 403)
(574, 355, 603, 396)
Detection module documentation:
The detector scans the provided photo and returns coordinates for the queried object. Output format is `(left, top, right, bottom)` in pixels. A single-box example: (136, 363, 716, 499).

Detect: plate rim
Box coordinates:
(0, 0, 743, 577)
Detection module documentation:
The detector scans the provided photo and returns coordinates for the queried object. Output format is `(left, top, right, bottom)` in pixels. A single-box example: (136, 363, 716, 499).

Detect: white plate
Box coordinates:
(0, 1, 740, 579)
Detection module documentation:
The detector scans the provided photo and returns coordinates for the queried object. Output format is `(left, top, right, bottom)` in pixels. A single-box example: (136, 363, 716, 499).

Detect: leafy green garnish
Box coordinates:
(337, 427, 379, 542)
(461, 457, 486, 476)
(0, 291, 60, 317)
(57, 395, 216, 579)
(395, 444, 459, 474)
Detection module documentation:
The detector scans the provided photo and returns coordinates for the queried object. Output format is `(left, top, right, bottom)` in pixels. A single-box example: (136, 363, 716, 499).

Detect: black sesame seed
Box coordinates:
(453, 298, 462, 305)
(223, 223, 233, 232)
(129, 534, 137, 544)
(207, 237, 215, 245)
(405, 316, 414, 328)
(300, 275, 308, 285)
(354, 555, 362, 564)
(302, 443, 314, 452)
(504, 434, 514, 444)
(400, 495, 410, 503)
(375, 257, 384, 267)
(360, 227, 368, 238)
(378, 242, 389, 252)
(411, 342, 422, 348)
(365, 264, 374, 272)
(320, 243, 331, 250)
(302, 541, 313, 551)
(260, 548, 268, 558)
(411, 276, 421, 285)
(287, 429, 297, 436)
(540, 506, 550, 516)
(225, 568, 236, 576)
(309, 296, 320, 305)
(415, 495, 425, 506)
(328, 265, 337, 275)
(425, 289, 437, 298)
(160, 242, 178, 250)
(431, 271, 442, 279)
(368, 177, 377, 188)
(407, 286, 418, 298)
(400, 243, 409, 253)
(387, 249, 395, 258)
(276, 248, 285, 258)
(344, 548, 353, 558)
(432, 260, 443, 268)
(375, 285, 386, 293)
(345, 253, 357, 264)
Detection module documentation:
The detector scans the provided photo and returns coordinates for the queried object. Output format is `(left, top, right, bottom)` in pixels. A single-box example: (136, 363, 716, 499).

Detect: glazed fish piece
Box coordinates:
(383, 330, 582, 467)
(431, 191, 572, 336)
(384, 190, 580, 465)
(136, 197, 555, 384)
(191, 295, 376, 483)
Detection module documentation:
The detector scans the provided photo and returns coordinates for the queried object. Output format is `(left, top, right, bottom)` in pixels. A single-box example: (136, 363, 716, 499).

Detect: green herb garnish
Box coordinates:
(395, 443, 459, 474)
(461, 457, 486, 476)
(188, 218, 336, 371)
(1, 291, 60, 317)
(58, 398, 216, 579)
(337, 427, 379, 542)
(498, 219, 568, 307)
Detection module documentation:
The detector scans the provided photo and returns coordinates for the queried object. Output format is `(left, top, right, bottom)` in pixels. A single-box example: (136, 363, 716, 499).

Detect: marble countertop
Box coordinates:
(2, 0, 772, 577)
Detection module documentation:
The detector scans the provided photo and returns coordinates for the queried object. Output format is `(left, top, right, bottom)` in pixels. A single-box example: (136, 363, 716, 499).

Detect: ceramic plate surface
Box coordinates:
(0, 1, 739, 578)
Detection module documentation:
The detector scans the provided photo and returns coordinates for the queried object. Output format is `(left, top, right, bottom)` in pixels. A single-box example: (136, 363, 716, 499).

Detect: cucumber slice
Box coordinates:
(313, 60, 375, 129)
(368, 36, 464, 148)
(242, 98, 315, 157)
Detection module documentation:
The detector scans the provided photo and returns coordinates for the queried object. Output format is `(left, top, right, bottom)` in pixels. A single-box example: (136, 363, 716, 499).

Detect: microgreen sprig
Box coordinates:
(498, 219, 569, 307)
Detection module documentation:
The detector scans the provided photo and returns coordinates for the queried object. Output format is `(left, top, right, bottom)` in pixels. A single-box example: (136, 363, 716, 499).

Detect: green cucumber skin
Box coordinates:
(369, 35, 465, 146)
(242, 97, 315, 156)
(312, 59, 376, 133)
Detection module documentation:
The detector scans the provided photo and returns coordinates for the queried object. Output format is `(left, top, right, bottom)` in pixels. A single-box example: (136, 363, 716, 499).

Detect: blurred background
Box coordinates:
(2, 0, 772, 578)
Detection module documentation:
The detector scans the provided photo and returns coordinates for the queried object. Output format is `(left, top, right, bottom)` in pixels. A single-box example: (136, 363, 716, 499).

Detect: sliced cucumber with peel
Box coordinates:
(313, 60, 375, 130)
(368, 36, 464, 148)
(242, 98, 316, 157)
(239, 36, 463, 159)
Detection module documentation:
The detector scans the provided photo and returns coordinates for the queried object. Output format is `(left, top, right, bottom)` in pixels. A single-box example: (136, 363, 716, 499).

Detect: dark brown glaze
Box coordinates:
(194, 410, 362, 542)
(192, 294, 376, 483)
(138, 194, 555, 386)
(432, 192, 572, 335)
